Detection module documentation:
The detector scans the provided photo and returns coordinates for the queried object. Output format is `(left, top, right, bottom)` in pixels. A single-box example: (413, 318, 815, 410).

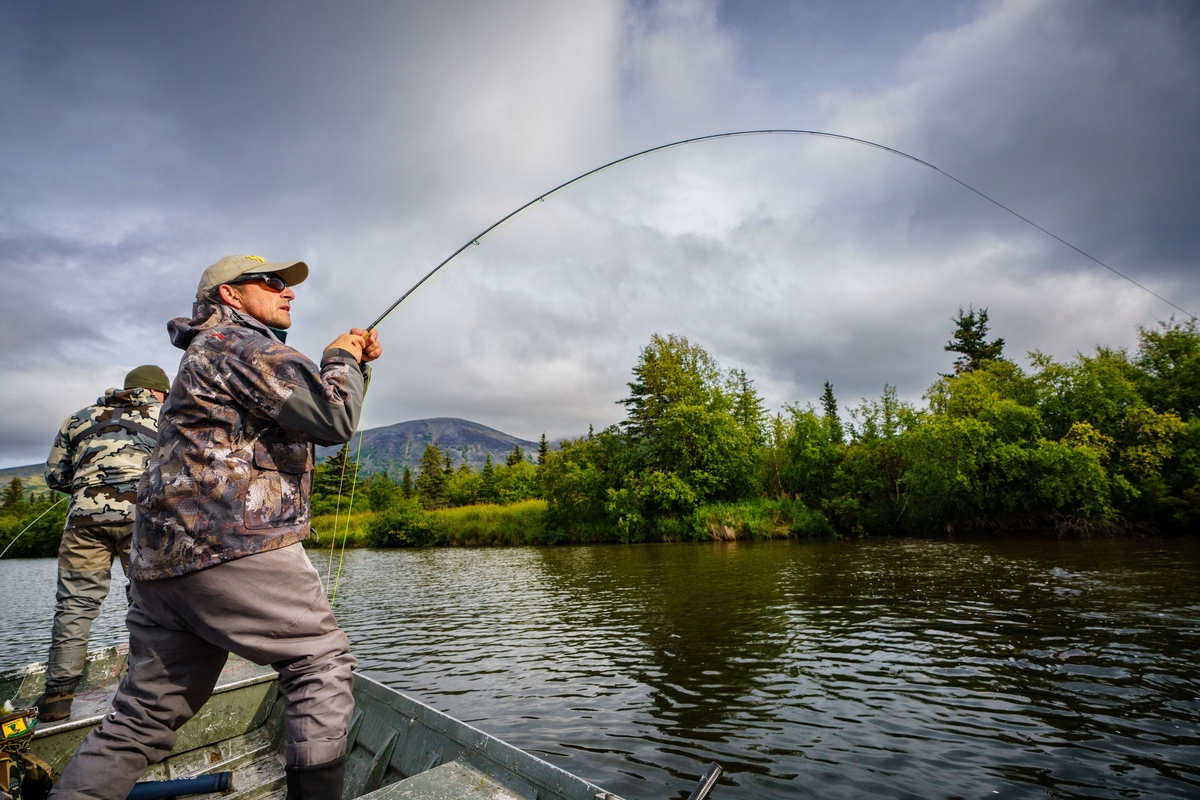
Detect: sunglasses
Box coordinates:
(227, 273, 290, 293)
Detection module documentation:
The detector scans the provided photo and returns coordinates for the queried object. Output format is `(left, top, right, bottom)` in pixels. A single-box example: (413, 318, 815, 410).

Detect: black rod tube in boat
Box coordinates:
(125, 771, 232, 800)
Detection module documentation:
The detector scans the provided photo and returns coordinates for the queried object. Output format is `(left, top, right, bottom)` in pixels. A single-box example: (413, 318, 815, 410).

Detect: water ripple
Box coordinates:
(2, 537, 1199, 799)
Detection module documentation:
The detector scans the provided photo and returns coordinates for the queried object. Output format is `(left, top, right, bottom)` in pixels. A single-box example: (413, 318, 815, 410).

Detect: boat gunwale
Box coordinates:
(0, 646, 281, 740)
(0, 644, 130, 684)
(354, 671, 619, 800)
(29, 670, 279, 739)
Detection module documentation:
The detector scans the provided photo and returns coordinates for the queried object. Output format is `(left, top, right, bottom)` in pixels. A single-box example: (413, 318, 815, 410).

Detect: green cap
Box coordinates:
(124, 365, 171, 394)
(196, 254, 309, 301)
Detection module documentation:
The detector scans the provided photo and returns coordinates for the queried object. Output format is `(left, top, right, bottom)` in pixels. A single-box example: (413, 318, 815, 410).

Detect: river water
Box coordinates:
(2, 537, 1198, 799)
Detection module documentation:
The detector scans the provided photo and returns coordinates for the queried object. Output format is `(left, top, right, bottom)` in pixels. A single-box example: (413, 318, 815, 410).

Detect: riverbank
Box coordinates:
(304, 496, 836, 549)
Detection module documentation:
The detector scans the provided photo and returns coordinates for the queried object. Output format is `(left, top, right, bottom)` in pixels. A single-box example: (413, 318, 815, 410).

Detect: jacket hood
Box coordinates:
(167, 300, 279, 350)
(99, 386, 161, 408)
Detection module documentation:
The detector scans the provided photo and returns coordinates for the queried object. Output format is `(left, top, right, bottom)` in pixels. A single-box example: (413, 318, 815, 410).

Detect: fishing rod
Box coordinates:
(364, 128, 1196, 332)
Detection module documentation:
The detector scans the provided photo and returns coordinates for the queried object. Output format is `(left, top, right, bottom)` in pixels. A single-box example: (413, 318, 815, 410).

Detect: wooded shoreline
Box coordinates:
(4, 307, 1199, 557)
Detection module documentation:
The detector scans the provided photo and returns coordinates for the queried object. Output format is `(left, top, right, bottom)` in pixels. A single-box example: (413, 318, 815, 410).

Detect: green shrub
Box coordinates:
(367, 501, 440, 547)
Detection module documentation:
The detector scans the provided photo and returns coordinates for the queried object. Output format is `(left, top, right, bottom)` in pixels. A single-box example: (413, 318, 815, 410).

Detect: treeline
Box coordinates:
(537, 309, 1199, 540)
(332, 309, 1200, 546)
(8, 308, 1197, 557)
(311, 434, 550, 546)
(312, 437, 545, 516)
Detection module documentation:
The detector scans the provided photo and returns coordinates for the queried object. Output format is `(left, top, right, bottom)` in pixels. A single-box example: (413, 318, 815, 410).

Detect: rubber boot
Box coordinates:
(285, 755, 346, 800)
(33, 678, 80, 723)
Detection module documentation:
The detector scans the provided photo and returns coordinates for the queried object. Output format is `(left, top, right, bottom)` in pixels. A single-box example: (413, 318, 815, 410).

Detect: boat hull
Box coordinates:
(1, 647, 621, 800)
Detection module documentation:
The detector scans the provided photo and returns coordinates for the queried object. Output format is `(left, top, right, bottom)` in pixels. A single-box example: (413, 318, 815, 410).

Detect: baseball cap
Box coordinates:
(196, 254, 309, 301)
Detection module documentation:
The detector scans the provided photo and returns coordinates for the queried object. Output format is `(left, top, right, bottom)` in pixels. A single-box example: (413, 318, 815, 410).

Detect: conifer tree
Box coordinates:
(367, 470, 401, 513)
(731, 368, 766, 445)
(537, 432, 550, 464)
(480, 453, 496, 502)
(506, 443, 525, 467)
(401, 466, 414, 499)
(821, 381, 845, 444)
(945, 305, 1005, 373)
(417, 443, 450, 509)
(314, 443, 353, 498)
(2, 477, 25, 508)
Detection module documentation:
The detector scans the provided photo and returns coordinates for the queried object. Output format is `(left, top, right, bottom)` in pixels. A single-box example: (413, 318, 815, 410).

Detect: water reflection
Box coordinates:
(2, 537, 1198, 799)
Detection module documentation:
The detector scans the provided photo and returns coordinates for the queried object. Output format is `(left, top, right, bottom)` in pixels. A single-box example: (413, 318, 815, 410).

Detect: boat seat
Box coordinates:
(363, 759, 531, 800)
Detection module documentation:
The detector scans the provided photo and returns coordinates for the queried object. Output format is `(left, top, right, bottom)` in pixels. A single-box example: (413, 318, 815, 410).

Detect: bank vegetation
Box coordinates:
(4, 308, 1198, 557)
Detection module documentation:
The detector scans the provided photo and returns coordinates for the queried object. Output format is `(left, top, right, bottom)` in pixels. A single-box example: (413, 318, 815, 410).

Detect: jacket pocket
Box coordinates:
(244, 441, 313, 530)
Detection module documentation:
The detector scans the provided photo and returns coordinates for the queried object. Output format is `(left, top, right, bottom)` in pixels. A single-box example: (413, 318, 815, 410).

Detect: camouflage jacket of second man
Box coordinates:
(131, 301, 368, 581)
(45, 388, 163, 528)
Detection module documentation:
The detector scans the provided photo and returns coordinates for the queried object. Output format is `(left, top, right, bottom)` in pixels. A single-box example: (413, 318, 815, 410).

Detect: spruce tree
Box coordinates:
(505, 443, 525, 467)
(821, 381, 845, 444)
(480, 453, 496, 502)
(2, 477, 24, 508)
(731, 368, 766, 445)
(416, 443, 450, 509)
(314, 443, 353, 498)
(537, 432, 550, 464)
(945, 305, 1005, 373)
(401, 466, 414, 499)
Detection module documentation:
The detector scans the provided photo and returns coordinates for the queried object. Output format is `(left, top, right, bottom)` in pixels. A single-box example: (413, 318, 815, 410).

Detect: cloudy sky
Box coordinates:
(1, 0, 1197, 467)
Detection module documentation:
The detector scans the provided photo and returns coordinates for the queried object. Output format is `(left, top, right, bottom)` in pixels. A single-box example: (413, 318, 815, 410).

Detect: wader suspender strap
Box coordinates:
(67, 407, 159, 450)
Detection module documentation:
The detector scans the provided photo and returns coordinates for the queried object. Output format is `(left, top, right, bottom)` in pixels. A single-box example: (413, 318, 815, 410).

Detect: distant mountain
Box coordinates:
(2, 419, 557, 487)
(316, 418, 545, 476)
(0, 463, 49, 496)
(0, 464, 41, 479)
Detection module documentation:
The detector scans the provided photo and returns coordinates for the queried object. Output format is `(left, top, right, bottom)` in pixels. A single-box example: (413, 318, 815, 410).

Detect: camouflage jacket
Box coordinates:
(130, 302, 368, 580)
(45, 388, 162, 528)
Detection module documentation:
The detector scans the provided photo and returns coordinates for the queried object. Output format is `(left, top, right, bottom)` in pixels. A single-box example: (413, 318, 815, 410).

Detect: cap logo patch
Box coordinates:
(245, 255, 265, 263)
(211, 333, 225, 340)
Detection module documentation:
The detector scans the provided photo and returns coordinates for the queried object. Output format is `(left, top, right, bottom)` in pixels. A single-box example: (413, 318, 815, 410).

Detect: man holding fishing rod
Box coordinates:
(51, 255, 381, 800)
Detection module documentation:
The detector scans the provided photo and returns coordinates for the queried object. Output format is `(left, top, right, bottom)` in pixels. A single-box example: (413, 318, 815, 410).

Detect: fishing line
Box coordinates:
(364, 129, 1196, 330)
(0, 495, 67, 559)
(330, 385, 369, 607)
(324, 438, 351, 594)
(327, 130, 1192, 600)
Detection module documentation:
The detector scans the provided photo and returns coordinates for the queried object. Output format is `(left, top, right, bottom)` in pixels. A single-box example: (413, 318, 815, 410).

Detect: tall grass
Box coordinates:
(306, 497, 834, 549)
(689, 498, 836, 541)
(306, 511, 373, 549)
(358, 499, 550, 548)
(434, 500, 549, 546)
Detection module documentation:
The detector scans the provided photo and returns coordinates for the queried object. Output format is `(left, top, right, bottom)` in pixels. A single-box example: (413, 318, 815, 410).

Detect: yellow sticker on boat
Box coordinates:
(2, 718, 27, 737)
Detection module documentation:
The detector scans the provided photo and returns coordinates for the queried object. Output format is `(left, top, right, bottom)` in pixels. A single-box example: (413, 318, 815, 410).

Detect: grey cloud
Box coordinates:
(1, 0, 1196, 466)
